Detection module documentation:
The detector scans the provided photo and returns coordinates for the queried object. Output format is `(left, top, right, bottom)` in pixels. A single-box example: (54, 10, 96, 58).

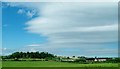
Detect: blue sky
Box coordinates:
(2, 3, 48, 54)
(2, 2, 118, 57)
(3, 7, 47, 48)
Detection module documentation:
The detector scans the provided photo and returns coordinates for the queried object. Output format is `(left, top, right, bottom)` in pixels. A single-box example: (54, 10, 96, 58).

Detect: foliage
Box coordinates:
(2, 51, 120, 64)
(74, 58, 86, 63)
(2, 52, 55, 60)
(105, 58, 120, 63)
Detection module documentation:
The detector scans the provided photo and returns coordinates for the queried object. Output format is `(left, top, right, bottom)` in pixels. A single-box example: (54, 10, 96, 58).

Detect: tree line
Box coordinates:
(1, 51, 120, 63)
(2, 52, 55, 59)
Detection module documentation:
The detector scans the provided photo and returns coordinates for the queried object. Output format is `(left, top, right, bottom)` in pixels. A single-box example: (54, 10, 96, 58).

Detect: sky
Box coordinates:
(1, 2, 118, 57)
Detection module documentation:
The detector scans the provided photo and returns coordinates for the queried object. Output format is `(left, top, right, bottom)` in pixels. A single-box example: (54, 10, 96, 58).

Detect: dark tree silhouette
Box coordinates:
(4, 52, 55, 59)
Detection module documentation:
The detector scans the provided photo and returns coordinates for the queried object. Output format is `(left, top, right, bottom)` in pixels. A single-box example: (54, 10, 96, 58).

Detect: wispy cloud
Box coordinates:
(25, 3, 118, 42)
(26, 10, 37, 18)
(86, 49, 118, 54)
(17, 9, 25, 14)
(0, 48, 16, 55)
(27, 44, 41, 47)
(17, 8, 37, 18)
(3, 2, 118, 56)
(24, 3, 118, 56)
(0, 48, 7, 51)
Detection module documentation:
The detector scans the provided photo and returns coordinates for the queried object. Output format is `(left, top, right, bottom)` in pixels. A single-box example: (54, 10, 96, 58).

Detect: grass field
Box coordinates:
(2, 61, 119, 67)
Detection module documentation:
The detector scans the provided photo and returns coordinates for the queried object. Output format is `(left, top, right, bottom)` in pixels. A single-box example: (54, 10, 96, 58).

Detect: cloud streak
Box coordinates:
(27, 44, 41, 47)
(3, 2, 118, 56)
(24, 3, 118, 56)
(17, 8, 37, 18)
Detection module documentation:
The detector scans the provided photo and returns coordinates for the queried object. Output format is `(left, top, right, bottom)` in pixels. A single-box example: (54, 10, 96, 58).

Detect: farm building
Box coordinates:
(86, 57, 112, 62)
(94, 58, 112, 62)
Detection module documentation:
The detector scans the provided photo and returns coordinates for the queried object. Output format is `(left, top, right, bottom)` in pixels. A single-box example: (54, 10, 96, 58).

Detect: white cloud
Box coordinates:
(86, 49, 118, 56)
(0, 48, 7, 51)
(27, 44, 41, 47)
(17, 9, 25, 14)
(26, 10, 36, 18)
(0, 48, 17, 55)
(2, 2, 118, 56)
(25, 3, 118, 40)
(29, 48, 38, 52)
(17, 8, 37, 18)
(23, 2, 118, 56)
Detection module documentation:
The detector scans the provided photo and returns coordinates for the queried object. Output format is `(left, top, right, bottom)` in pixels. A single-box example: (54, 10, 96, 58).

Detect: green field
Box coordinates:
(2, 61, 119, 67)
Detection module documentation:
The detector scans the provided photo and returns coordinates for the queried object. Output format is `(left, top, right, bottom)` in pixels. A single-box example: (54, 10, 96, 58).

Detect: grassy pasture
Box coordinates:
(2, 61, 119, 67)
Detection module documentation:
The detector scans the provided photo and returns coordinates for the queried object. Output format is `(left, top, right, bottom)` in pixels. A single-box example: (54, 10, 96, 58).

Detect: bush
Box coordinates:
(74, 58, 86, 63)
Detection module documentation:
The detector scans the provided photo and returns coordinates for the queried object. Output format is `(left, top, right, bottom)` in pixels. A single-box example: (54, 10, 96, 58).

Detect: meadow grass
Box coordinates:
(2, 61, 119, 67)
